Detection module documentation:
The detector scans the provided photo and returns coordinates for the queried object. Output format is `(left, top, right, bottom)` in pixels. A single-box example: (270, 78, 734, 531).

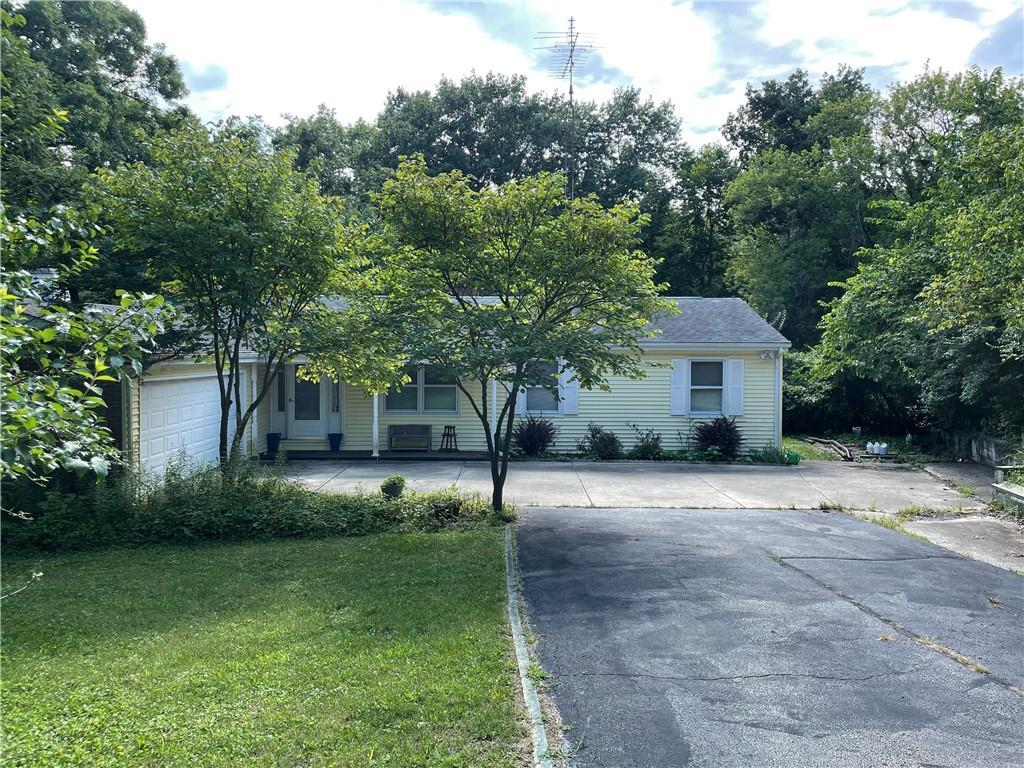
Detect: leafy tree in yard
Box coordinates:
(0, 205, 166, 483)
(1, 10, 167, 484)
(653, 144, 737, 295)
(95, 122, 400, 464)
(724, 138, 873, 346)
(0, 0, 188, 214)
(875, 67, 1023, 202)
(274, 74, 687, 241)
(334, 156, 672, 510)
(812, 123, 1024, 435)
(723, 66, 873, 164)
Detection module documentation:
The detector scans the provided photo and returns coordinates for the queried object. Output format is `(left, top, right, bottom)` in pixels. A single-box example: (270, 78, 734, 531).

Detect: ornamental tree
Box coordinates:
(95, 121, 402, 464)
(337, 156, 672, 510)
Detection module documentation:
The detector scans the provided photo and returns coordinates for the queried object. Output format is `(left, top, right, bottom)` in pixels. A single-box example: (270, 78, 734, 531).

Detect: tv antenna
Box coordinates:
(536, 17, 597, 200)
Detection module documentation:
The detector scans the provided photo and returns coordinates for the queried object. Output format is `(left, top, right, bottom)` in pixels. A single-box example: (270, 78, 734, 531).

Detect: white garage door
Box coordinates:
(140, 375, 241, 474)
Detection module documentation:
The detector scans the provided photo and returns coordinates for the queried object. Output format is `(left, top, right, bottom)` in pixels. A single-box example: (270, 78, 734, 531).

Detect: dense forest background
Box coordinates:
(3, 0, 1022, 439)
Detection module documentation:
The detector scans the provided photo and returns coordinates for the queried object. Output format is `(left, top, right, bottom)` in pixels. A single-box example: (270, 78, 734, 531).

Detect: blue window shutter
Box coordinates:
(726, 359, 744, 416)
(559, 363, 579, 415)
(670, 359, 689, 415)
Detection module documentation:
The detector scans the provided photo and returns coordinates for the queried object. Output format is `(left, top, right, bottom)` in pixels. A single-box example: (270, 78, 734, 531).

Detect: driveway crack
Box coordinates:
(773, 556, 1024, 698)
(571, 461, 595, 507)
(694, 475, 745, 508)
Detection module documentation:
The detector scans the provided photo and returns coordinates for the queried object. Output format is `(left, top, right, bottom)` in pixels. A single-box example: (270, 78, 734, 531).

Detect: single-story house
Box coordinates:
(105, 297, 790, 474)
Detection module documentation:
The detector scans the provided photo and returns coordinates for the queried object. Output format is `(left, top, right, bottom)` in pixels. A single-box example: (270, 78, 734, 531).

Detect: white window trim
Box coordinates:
(384, 366, 460, 415)
(688, 359, 725, 417)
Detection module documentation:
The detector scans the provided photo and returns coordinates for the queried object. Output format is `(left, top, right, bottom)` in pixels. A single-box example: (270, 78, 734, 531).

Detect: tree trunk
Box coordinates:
(218, 399, 231, 465)
(490, 447, 505, 511)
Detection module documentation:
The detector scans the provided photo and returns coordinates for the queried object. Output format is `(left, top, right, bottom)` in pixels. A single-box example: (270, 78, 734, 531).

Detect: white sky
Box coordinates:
(128, 0, 1023, 146)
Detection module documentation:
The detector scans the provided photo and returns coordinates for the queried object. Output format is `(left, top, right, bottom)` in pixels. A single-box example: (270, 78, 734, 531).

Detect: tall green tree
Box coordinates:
(813, 123, 1024, 434)
(273, 75, 687, 239)
(653, 144, 737, 295)
(95, 122, 395, 463)
(335, 156, 671, 510)
(875, 67, 1024, 202)
(724, 138, 872, 346)
(7, 0, 188, 205)
(723, 66, 872, 164)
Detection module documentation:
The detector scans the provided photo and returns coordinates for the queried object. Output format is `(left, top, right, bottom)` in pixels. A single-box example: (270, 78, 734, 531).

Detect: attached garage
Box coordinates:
(137, 368, 247, 475)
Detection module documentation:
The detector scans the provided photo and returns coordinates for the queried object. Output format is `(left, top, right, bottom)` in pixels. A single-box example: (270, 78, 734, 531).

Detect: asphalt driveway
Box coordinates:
(283, 459, 976, 513)
(518, 507, 1024, 768)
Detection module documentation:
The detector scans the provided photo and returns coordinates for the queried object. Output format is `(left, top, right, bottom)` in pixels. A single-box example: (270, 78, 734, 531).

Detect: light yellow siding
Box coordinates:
(542, 350, 777, 452)
(337, 349, 780, 453)
(342, 381, 492, 451)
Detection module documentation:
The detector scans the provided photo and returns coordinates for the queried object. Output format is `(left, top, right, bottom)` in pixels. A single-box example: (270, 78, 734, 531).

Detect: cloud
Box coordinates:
(969, 8, 1024, 73)
(127, 0, 1023, 147)
(179, 61, 228, 93)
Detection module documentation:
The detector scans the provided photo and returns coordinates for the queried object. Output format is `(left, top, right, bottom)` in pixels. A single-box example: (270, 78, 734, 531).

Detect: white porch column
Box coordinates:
(372, 392, 380, 458)
(490, 379, 497, 434)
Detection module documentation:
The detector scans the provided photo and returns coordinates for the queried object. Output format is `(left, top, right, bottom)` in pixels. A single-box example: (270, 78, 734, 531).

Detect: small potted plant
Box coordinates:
(380, 474, 406, 498)
(328, 432, 343, 451)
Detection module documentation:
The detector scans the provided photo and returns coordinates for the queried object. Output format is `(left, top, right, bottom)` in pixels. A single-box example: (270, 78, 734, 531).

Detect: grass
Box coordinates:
(1, 531, 522, 767)
(858, 513, 933, 543)
(782, 436, 837, 461)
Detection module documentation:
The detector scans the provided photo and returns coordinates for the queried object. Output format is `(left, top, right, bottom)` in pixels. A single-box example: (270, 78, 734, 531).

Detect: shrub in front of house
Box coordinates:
(692, 416, 743, 459)
(2, 460, 514, 552)
(514, 415, 558, 456)
(627, 424, 663, 460)
(577, 423, 624, 460)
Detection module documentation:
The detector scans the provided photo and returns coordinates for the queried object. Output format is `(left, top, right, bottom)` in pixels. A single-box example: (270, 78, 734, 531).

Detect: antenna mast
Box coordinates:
(536, 17, 596, 200)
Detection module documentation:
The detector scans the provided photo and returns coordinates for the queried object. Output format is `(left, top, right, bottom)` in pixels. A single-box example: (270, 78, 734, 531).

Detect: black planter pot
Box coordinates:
(328, 433, 343, 451)
(266, 433, 282, 452)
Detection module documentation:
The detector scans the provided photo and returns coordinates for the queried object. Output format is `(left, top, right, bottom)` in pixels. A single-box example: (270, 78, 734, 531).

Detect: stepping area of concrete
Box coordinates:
(280, 458, 977, 513)
(518, 507, 1024, 768)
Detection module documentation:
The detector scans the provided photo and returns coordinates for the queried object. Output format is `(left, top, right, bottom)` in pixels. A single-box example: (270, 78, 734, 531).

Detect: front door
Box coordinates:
(288, 366, 326, 437)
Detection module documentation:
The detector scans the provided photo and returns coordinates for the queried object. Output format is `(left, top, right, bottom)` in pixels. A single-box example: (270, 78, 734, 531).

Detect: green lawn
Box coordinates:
(1, 531, 523, 767)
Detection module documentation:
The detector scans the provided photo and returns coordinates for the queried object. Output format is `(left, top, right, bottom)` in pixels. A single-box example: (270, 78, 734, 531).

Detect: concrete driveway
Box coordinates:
(281, 459, 976, 513)
(518, 507, 1024, 768)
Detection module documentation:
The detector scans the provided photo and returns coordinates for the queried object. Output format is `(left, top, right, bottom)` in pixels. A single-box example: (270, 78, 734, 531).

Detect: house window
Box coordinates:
(331, 379, 340, 413)
(525, 360, 560, 413)
(277, 368, 286, 412)
(423, 366, 458, 412)
(385, 365, 419, 412)
(384, 365, 459, 414)
(690, 361, 723, 414)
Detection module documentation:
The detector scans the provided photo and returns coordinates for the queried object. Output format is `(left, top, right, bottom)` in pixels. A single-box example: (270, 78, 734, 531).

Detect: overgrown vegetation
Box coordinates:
(576, 423, 625, 460)
(3, 460, 513, 552)
(626, 423, 664, 460)
(782, 437, 837, 461)
(1, 531, 522, 766)
(513, 415, 558, 456)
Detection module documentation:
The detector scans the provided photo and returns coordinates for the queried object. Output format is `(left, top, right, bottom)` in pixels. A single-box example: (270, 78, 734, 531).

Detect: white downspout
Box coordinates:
(774, 348, 784, 448)
(371, 392, 380, 458)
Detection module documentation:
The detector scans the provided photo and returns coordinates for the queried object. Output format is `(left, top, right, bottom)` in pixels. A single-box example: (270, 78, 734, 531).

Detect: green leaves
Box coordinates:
(1, 207, 168, 482)
(95, 120, 376, 462)
(348, 157, 674, 505)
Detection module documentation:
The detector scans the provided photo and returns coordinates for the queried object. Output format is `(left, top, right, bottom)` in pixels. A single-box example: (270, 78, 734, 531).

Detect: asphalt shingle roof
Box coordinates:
(644, 297, 790, 347)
